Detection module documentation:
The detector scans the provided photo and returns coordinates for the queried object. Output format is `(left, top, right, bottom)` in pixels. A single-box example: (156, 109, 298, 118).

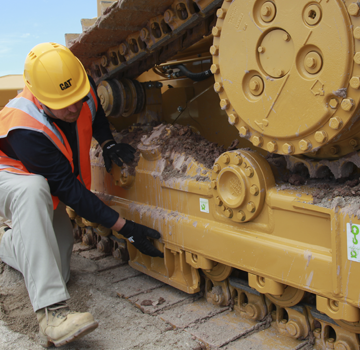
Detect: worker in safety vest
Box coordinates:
(0, 42, 163, 348)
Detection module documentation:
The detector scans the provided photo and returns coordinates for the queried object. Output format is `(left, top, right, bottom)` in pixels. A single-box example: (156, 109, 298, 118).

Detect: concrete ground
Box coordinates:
(0, 242, 311, 350)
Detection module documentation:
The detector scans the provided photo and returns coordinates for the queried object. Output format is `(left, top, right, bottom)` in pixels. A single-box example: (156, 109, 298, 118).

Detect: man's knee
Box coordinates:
(17, 175, 52, 205)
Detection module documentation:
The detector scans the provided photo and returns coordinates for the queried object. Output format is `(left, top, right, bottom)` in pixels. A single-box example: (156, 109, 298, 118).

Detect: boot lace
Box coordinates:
(44, 302, 75, 323)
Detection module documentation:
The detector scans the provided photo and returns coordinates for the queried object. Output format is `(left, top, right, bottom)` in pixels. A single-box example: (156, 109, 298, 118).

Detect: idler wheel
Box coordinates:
(266, 286, 305, 307)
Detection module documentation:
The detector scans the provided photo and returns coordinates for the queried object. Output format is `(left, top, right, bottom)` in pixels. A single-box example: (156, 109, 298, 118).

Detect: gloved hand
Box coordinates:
(102, 140, 136, 172)
(119, 220, 164, 258)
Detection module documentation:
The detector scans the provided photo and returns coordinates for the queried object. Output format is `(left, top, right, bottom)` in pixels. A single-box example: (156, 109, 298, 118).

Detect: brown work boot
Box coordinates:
(36, 302, 98, 348)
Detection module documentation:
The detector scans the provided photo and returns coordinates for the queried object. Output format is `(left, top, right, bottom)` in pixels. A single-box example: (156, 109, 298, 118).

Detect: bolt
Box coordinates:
(234, 155, 242, 165)
(100, 94, 105, 105)
(286, 321, 300, 338)
(354, 52, 360, 64)
(299, 139, 311, 151)
(267, 141, 278, 153)
(101, 55, 108, 67)
(350, 76, 360, 89)
(210, 45, 219, 56)
(350, 138, 358, 147)
(252, 136, 263, 147)
(213, 163, 221, 173)
(341, 98, 354, 111)
(245, 167, 254, 177)
(244, 304, 257, 318)
(217, 8, 226, 19)
(224, 208, 233, 218)
(315, 130, 327, 143)
(212, 26, 221, 37)
(177, 106, 184, 112)
(329, 98, 339, 109)
(277, 69, 284, 77)
(220, 99, 229, 110)
(250, 185, 259, 196)
(354, 27, 360, 40)
(211, 180, 217, 189)
(250, 80, 260, 92)
(119, 43, 128, 55)
(212, 293, 220, 303)
(326, 338, 335, 349)
(261, 5, 271, 16)
(214, 82, 223, 92)
(229, 114, 238, 124)
(210, 64, 219, 74)
(247, 202, 256, 213)
(258, 46, 265, 53)
(349, 2, 360, 16)
(140, 28, 149, 41)
(164, 9, 175, 23)
(215, 196, 223, 206)
(313, 328, 321, 339)
(280, 319, 287, 324)
(221, 154, 230, 164)
(306, 57, 316, 68)
(329, 116, 342, 130)
(282, 143, 294, 154)
(237, 210, 246, 221)
(330, 146, 339, 155)
(239, 126, 249, 138)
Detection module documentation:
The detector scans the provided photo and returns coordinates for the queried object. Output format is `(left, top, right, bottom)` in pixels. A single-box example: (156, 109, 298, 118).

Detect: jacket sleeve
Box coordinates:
(6, 129, 119, 228)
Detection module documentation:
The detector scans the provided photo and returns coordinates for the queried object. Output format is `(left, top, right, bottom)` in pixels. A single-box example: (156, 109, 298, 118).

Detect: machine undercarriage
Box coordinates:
(66, 0, 360, 348)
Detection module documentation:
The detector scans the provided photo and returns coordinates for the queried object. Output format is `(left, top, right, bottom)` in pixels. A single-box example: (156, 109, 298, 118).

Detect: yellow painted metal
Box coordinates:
(317, 295, 360, 323)
(212, 0, 360, 158)
(68, 0, 360, 334)
(248, 273, 284, 296)
(90, 129, 360, 316)
(0, 75, 24, 110)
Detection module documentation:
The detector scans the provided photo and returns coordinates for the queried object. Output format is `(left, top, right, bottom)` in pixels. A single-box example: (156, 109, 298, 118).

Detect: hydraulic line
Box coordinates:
(173, 64, 213, 82)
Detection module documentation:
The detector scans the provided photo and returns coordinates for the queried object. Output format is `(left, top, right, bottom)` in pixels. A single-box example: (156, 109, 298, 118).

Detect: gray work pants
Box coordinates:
(0, 171, 73, 311)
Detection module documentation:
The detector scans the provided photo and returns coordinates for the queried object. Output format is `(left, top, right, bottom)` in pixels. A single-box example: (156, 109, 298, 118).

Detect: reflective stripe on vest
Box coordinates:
(4, 96, 65, 145)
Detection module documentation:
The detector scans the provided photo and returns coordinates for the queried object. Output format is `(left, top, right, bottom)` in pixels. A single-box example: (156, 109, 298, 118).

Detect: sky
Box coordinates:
(0, 0, 98, 77)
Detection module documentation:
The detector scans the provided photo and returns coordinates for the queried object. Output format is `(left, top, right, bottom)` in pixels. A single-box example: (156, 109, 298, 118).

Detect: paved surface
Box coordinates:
(0, 242, 311, 350)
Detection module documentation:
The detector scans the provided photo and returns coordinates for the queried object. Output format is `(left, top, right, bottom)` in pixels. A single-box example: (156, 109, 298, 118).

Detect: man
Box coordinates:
(0, 42, 163, 348)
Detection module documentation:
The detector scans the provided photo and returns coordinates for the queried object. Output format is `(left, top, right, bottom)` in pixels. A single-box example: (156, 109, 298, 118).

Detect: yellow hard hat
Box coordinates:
(23, 42, 90, 110)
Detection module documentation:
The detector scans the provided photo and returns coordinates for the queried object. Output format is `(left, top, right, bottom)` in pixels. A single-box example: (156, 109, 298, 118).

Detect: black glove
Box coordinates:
(119, 221, 164, 258)
(102, 140, 136, 172)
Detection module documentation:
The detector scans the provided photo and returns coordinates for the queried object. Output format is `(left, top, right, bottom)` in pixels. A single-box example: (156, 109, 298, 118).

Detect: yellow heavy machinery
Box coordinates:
(0, 75, 24, 110)
(66, 0, 360, 348)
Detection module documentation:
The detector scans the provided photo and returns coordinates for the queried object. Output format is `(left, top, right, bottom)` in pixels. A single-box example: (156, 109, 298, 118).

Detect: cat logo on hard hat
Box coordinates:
(60, 79, 72, 91)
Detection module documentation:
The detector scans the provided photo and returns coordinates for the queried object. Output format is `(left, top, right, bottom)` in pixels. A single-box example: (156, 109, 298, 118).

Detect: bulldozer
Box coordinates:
(65, 0, 360, 348)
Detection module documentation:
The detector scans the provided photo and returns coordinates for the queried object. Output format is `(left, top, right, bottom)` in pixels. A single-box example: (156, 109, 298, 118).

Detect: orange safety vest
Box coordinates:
(0, 85, 98, 209)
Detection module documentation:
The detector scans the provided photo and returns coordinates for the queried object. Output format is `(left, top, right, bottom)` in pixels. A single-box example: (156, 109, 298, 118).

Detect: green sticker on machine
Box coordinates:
(200, 198, 209, 213)
(347, 223, 360, 262)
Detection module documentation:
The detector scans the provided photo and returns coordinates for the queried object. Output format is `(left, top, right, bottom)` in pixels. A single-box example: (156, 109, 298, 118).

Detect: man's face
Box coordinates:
(46, 99, 83, 123)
